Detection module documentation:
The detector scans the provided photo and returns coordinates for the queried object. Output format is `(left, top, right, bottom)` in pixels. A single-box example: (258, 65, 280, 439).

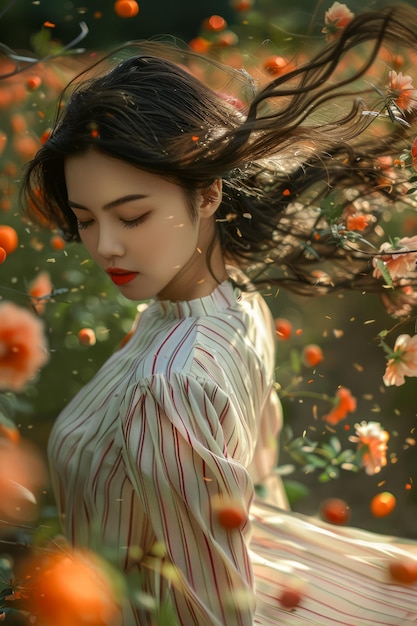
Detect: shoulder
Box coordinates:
(119, 277, 276, 384)
(147, 295, 273, 379)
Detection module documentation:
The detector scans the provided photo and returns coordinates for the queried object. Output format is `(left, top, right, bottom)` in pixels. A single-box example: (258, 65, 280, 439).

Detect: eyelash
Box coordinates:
(76, 215, 148, 231)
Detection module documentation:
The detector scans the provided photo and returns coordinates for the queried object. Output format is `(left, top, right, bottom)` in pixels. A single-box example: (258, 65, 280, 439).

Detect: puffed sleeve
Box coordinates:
(120, 372, 256, 626)
(247, 385, 289, 510)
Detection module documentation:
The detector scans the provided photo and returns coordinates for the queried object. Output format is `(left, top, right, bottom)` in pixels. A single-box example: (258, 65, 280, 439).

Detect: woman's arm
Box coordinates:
(122, 373, 256, 626)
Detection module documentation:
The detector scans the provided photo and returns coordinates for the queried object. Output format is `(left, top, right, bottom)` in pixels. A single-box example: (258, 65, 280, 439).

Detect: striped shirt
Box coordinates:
(48, 276, 417, 625)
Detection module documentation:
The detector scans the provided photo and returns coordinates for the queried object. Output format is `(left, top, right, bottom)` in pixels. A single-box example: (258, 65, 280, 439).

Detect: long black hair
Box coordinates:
(21, 4, 417, 299)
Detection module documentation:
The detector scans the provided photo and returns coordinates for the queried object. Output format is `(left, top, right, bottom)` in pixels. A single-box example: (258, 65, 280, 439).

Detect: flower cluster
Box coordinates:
(372, 235, 417, 283)
(0, 301, 49, 392)
(322, 2, 355, 41)
(322, 387, 357, 426)
(349, 421, 389, 475)
(382, 334, 417, 386)
(388, 70, 417, 114)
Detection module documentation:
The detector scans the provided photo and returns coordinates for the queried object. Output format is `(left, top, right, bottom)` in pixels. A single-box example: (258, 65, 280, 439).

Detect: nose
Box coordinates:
(96, 224, 125, 259)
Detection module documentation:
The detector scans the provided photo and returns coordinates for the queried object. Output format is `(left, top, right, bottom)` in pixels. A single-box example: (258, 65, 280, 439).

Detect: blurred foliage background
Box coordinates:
(0, 0, 406, 52)
(0, 0, 416, 543)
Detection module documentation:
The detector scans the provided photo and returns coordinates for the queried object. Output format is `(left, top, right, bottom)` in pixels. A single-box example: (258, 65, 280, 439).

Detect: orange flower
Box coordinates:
(373, 235, 417, 281)
(387, 70, 417, 113)
(0, 301, 49, 391)
(0, 438, 46, 521)
(379, 285, 417, 318)
(346, 214, 369, 231)
(28, 271, 53, 314)
(383, 333, 417, 386)
(322, 386, 356, 425)
(349, 421, 389, 475)
(322, 2, 354, 41)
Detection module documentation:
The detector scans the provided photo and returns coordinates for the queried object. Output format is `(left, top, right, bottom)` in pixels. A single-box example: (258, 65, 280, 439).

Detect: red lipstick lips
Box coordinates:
(106, 268, 139, 285)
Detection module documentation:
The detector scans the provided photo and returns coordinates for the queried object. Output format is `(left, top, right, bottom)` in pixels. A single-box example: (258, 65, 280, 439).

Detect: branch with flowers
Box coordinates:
(273, 327, 392, 484)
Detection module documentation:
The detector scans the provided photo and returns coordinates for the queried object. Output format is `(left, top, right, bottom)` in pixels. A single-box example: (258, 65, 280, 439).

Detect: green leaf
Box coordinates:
(374, 259, 393, 287)
(320, 197, 344, 223)
(301, 241, 321, 260)
(318, 471, 331, 482)
(329, 436, 342, 455)
(319, 466, 340, 481)
(254, 483, 268, 499)
(305, 453, 328, 468)
(0, 588, 13, 602)
(274, 463, 296, 476)
(335, 449, 356, 464)
(317, 442, 337, 460)
(0, 558, 13, 586)
(289, 349, 301, 374)
(282, 479, 310, 505)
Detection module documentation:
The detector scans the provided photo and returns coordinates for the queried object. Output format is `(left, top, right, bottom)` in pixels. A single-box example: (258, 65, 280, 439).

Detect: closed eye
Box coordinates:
(76, 218, 93, 230)
(75, 213, 150, 231)
(121, 213, 149, 229)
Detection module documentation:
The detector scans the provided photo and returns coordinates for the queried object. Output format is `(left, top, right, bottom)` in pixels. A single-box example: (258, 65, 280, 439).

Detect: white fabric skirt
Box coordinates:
(250, 500, 417, 625)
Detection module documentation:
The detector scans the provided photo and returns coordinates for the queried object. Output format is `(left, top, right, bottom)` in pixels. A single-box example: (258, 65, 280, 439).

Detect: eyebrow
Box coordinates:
(68, 194, 148, 211)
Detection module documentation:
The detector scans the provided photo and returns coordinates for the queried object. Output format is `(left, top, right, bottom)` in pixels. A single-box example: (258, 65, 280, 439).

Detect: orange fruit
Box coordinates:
(274, 318, 292, 340)
(50, 235, 65, 250)
(217, 505, 246, 529)
(215, 30, 239, 47)
(213, 495, 247, 529)
(0, 225, 18, 253)
(388, 558, 417, 584)
(263, 55, 289, 75)
(0, 198, 12, 212)
(230, 0, 253, 11)
(0, 131, 7, 156)
(40, 129, 51, 144)
(203, 15, 227, 31)
(0, 88, 13, 108)
(278, 587, 302, 609)
(0, 423, 20, 444)
(0, 247, 6, 263)
(78, 328, 97, 347)
(10, 113, 27, 134)
(13, 135, 39, 160)
(370, 491, 396, 517)
(26, 76, 42, 90)
(320, 498, 351, 525)
(31, 550, 119, 626)
(302, 344, 324, 367)
(189, 37, 211, 53)
(114, 0, 139, 18)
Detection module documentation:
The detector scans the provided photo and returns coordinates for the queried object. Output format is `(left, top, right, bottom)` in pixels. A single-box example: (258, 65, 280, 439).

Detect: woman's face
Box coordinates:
(65, 150, 223, 301)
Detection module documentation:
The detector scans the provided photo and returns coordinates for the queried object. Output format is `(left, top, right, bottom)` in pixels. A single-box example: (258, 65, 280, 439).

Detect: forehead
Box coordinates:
(64, 150, 183, 203)
(65, 150, 152, 189)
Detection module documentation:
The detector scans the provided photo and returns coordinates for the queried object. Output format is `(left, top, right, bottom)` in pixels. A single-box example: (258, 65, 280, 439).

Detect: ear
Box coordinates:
(198, 179, 223, 217)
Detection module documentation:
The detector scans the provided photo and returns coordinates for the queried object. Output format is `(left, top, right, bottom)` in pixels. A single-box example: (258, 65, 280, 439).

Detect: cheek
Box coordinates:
(152, 220, 198, 255)
(78, 230, 96, 254)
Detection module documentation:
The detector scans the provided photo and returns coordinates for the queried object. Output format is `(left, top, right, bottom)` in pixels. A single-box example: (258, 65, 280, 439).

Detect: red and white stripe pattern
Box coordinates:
(48, 275, 417, 625)
(251, 501, 417, 625)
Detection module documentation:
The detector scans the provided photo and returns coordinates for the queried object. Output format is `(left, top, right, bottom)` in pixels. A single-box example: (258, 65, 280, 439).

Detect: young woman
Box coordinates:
(22, 4, 417, 625)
